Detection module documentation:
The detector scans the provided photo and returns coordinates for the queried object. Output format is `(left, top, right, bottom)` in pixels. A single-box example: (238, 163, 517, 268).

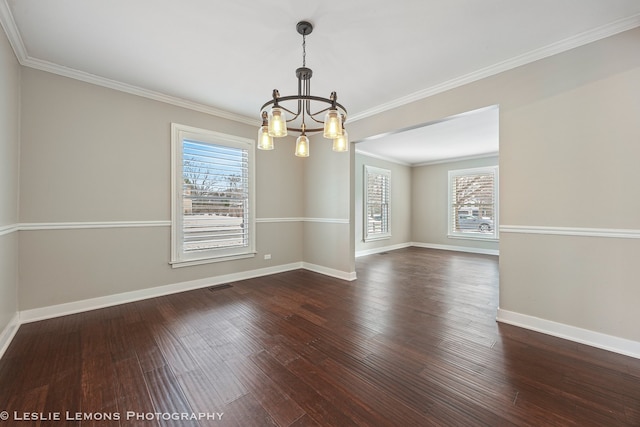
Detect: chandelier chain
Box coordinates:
(302, 33, 306, 67)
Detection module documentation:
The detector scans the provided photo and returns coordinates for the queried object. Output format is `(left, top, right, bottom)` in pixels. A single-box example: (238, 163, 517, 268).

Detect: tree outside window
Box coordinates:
(448, 166, 498, 240)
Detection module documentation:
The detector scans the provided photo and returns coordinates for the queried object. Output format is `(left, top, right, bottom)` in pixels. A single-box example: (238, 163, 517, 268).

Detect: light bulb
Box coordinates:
(323, 109, 343, 139)
(257, 125, 274, 150)
(295, 134, 309, 157)
(332, 129, 349, 152)
(268, 107, 288, 137)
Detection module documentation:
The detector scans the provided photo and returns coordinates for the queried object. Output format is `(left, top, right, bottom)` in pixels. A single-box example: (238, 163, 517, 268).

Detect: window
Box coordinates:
(171, 123, 255, 267)
(364, 165, 391, 241)
(448, 166, 498, 240)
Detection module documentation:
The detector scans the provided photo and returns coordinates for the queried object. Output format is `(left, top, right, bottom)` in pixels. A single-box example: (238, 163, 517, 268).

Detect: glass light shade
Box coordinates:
(268, 107, 288, 137)
(257, 125, 274, 150)
(332, 129, 349, 152)
(323, 109, 343, 139)
(295, 134, 310, 157)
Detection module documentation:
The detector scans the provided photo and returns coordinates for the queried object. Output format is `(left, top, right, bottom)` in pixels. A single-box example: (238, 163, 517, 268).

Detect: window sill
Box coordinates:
(448, 234, 499, 243)
(170, 252, 256, 268)
(364, 234, 391, 243)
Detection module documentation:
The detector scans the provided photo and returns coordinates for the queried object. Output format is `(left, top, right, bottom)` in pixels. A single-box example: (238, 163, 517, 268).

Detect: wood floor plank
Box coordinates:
(218, 393, 278, 427)
(179, 332, 247, 404)
(143, 365, 198, 427)
(113, 356, 160, 427)
(1, 247, 640, 426)
(286, 354, 410, 427)
(79, 350, 120, 427)
(227, 355, 306, 426)
(316, 356, 437, 426)
(249, 350, 358, 426)
(173, 369, 229, 424)
(130, 322, 167, 374)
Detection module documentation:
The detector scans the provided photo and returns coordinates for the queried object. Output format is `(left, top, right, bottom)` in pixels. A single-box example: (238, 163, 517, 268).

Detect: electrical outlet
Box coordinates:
(264, 254, 272, 260)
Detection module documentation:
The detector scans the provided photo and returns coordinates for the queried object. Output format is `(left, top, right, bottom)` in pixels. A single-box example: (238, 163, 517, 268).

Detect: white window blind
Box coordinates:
(364, 165, 391, 241)
(171, 124, 255, 267)
(448, 166, 498, 240)
(182, 140, 249, 252)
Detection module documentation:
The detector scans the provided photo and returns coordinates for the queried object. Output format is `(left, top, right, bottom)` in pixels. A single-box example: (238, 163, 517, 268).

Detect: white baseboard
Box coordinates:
(497, 308, 640, 360)
(356, 242, 498, 257)
(411, 242, 499, 256)
(5, 267, 639, 363)
(19, 262, 304, 324)
(18, 261, 358, 325)
(0, 313, 20, 359)
(356, 242, 412, 257)
(302, 262, 357, 281)
(0, 262, 357, 360)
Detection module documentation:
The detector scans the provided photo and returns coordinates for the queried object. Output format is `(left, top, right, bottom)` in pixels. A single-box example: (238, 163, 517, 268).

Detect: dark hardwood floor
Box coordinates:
(1, 247, 639, 426)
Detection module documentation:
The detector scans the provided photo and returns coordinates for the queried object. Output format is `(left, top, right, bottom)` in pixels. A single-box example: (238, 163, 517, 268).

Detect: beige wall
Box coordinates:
(18, 68, 307, 310)
(497, 28, 640, 342)
(354, 153, 412, 254)
(303, 134, 354, 275)
(354, 153, 498, 256)
(0, 26, 20, 336)
(412, 156, 499, 253)
(348, 28, 640, 343)
(5, 23, 640, 351)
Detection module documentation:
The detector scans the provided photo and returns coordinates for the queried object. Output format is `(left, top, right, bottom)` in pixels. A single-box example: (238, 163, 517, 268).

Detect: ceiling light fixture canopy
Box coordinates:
(258, 21, 348, 157)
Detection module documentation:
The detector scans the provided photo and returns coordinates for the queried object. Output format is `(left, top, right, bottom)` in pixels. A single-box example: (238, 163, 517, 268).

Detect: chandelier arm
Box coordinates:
(307, 114, 327, 125)
(260, 96, 347, 116)
(306, 104, 348, 123)
(276, 104, 300, 117)
(286, 112, 303, 123)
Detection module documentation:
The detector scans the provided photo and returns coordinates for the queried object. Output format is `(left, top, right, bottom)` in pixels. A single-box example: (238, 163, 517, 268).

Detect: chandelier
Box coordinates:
(257, 21, 348, 157)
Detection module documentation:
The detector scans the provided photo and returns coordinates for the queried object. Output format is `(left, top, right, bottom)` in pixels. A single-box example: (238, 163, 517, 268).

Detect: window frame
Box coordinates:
(447, 165, 499, 241)
(363, 165, 391, 242)
(171, 123, 256, 268)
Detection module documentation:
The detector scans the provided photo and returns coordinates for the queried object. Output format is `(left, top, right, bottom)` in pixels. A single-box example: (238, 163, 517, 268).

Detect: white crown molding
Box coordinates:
(412, 152, 499, 167)
(500, 225, 640, 239)
(349, 14, 640, 123)
(355, 148, 412, 166)
(4, 2, 637, 126)
(0, 0, 257, 126)
(21, 56, 259, 126)
(497, 308, 640, 360)
(0, 0, 26, 59)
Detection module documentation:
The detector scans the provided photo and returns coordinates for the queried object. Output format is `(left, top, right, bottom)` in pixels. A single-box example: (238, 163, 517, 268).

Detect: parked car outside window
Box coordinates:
(458, 215, 493, 232)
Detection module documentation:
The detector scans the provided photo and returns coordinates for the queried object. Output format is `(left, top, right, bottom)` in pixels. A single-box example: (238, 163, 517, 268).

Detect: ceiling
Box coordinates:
(356, 105, 499, 166)
(2, 0, 639, 163)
